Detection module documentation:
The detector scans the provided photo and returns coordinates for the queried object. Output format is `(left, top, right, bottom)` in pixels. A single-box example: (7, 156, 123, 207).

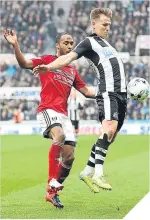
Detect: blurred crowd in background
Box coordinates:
(1, 0, 149, 55)
(1, 1, 55, 55)
(67, 0, 149, 55)
(0, 0, 149, 121)
(1, 96, 149, 121)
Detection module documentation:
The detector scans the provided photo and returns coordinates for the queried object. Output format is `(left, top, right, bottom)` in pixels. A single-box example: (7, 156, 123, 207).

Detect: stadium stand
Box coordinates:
(0, 0, 149, 121)
(1, 1, 55, 55)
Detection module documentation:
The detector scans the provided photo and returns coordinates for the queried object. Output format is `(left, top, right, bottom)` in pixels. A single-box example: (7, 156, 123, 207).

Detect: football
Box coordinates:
(127, 77, 150, 101)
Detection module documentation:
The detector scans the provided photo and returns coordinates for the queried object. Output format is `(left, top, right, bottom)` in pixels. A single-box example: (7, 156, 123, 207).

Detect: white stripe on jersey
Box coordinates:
(117, 57, 126, 92)
(87, 37, 126, 92)
(101, 59, 114, 91)
(103, 38, 126, 92)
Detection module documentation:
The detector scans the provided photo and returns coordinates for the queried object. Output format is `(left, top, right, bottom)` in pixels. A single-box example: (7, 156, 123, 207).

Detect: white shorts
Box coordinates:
(37, 109, 75, 143)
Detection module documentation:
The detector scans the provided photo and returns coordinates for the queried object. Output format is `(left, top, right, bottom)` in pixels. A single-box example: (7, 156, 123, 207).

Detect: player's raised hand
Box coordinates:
(4, 29, 18, 45)
(33, 65, 50, 76)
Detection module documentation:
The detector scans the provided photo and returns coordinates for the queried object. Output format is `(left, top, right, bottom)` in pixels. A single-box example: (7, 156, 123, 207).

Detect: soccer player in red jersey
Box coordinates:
(4, 29, 96, 208)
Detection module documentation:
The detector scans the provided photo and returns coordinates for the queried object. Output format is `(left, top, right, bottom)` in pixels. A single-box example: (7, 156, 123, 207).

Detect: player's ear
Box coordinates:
(56, 43, 60, 50)
(91, 20, 95, 29)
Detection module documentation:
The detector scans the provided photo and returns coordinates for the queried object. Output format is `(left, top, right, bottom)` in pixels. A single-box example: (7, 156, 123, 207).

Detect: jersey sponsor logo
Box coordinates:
(55, 69, 75, 80)
(53, 74, 74, 87)
(103, 48, 114, 57)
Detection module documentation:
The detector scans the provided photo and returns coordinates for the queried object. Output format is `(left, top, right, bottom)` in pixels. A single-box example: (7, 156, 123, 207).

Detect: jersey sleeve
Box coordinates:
(73, 38, 92, 59)
(31, 55, 54, 67)
(31, 57, 43, 67)
(73, 69, 86, 89)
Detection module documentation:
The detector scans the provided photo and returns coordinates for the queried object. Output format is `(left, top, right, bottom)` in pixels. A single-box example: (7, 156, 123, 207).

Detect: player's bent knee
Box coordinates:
(107, 128, 116, 141)
(63, 152, 75, 166)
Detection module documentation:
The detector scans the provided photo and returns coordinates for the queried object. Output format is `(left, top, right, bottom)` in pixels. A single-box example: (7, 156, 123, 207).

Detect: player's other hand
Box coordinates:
(33, 65, 49, 76)
(4, 29, 18, 45)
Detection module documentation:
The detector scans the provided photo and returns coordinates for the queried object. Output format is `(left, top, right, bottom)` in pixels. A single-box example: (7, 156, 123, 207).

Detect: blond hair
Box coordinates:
(90, 8, 112, 21)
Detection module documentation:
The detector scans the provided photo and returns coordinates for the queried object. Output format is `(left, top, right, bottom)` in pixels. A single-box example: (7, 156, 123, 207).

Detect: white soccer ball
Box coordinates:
(127, 77, 150, 102)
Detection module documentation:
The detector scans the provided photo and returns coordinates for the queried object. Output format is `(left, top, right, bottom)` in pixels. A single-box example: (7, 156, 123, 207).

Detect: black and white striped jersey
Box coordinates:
(73, 33, 126, 93)
(68, 97, 83, 121)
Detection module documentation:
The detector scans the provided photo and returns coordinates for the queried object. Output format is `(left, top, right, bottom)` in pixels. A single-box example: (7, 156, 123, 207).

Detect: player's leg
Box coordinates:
(37, 109, 65, 208)
(74, 120, 79, 141)
(45, 127, 65, 208)
(92, 120, 117, 190)
(79, 137, 100, 193)
(81, 94, 127, 191)
(72, 120, 79, 142)
(80, 128, 103, 177)
(47, 126, 65, 188)
(91, 93, 119, 190)
(56, 115, 76, 184)
(80, 93, 117, 191)
(92, 93, 127, 190)
(56, 143, 75, 183)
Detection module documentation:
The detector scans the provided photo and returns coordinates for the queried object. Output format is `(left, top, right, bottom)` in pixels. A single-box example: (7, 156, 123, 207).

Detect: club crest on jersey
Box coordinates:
(51, 116, 57, 122)
(113, 112, 118, 120)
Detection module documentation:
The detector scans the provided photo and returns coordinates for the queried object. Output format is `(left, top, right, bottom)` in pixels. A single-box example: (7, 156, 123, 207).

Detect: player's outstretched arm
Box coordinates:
(33, 51, 78, 76)
(78, 86, 96, 99)
(4, 29, 33, 69)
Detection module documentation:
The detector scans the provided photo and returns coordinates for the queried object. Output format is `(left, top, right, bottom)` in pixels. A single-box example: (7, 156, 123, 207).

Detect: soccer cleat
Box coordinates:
(79, 171, 99, 193)
(45, 190, 64, 209)
(92, 175, 112, 191)
(48, 178, 64, 191)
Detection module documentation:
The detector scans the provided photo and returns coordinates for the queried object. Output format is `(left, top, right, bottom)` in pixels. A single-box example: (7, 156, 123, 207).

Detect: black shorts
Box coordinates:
(71, 120, 79, 130)
(96, 92, 127, 131)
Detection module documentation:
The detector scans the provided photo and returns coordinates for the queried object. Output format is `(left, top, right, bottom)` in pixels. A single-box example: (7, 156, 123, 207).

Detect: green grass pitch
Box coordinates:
(0, 135, 149, 219)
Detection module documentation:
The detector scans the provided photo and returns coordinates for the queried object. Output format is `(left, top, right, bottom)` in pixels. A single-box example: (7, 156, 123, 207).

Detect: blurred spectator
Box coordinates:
(13, 108, 24, 123)
(55, 8, 66, 33)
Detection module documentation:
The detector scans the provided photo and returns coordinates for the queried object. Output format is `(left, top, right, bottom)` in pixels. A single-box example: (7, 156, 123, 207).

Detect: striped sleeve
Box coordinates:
(73, 38, 92, 59)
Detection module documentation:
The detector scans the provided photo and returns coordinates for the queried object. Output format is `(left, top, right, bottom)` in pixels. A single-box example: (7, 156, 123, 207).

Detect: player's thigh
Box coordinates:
(50, 126, 65, 142)
(102, 119, 118, 134)
(37, 109, 64, 139)
(61, 115, 76, 146)
(96, 92, 119, 131)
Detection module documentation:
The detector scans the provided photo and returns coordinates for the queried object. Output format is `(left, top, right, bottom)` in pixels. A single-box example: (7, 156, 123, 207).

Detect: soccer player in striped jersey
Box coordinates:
(68, 89, 83, 141)
(33, 8, 127, 193)
(4, 30, 96, 207)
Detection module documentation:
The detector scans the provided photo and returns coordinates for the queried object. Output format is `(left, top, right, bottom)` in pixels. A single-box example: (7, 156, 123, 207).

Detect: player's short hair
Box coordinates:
(90, 8, 112, 21)
(55, 32, 72, 43)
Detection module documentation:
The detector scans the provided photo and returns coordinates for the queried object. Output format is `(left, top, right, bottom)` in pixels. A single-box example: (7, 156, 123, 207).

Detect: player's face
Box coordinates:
(57, 35, 74, 55)
(92, 14, 111, 39)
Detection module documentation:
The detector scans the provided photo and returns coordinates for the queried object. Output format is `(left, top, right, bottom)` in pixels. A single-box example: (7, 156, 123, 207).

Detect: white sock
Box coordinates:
(82, 165, 94, 176)
(93, 164, 103, 177)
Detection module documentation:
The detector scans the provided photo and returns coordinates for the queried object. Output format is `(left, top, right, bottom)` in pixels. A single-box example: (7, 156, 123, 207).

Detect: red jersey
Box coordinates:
(32, 55, 86, 115)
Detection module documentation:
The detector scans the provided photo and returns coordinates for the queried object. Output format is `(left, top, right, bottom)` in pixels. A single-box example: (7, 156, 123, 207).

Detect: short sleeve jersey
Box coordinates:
(32, 55, 86, 115)
(73, 35, 126, 93)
